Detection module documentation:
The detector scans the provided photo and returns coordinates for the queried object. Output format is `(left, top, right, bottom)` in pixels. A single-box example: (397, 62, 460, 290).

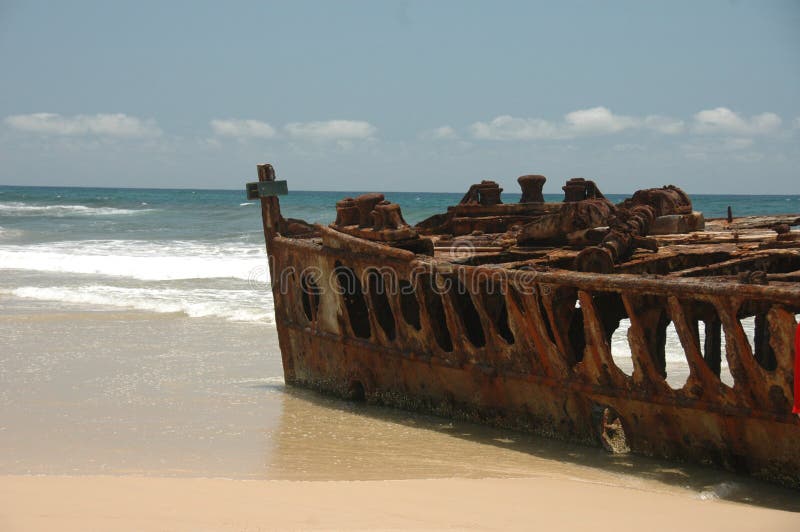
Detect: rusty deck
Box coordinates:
(248, 163, 800, 488)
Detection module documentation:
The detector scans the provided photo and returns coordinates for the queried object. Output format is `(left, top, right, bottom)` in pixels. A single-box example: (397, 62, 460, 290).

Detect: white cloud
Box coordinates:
(470, 107, 683, 140)
(420, 125, 458, 140)
(692, 107, 781, 135)
(470, 115, 561, 140)
(4, 112, 162, 137)
(284, 120, 376, 140)
(793, 117, 800, 129)
(563, 106, 637, 135)
(210, 119, 276, 138)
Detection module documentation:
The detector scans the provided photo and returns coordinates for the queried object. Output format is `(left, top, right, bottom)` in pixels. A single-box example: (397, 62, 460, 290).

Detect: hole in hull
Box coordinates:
(347, 380, 366, 402)
(599, 407, 630, 454)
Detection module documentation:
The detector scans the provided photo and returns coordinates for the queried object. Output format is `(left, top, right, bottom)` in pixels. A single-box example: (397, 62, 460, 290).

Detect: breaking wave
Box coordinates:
(0, 240, 269, 282)
(7, 285, 274, 323)
(0, 201, 153, 217)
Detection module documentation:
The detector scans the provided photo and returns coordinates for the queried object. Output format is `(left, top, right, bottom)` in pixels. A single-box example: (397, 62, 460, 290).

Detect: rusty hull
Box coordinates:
(251, 164, 800, 488)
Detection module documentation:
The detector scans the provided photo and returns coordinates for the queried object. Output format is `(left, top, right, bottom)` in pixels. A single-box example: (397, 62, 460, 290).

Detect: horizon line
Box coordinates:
(1, 182, 798, 198)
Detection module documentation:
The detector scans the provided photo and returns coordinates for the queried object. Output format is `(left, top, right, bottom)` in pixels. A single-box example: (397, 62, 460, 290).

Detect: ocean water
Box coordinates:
(0, 185, 797, 323)
(0, 186, 800, 364)
(1, 184, 797, 326)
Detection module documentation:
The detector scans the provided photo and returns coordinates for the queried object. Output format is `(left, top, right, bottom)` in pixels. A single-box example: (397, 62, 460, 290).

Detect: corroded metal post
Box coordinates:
(518, 174, 546, 203)
(256, 163, 282, 241)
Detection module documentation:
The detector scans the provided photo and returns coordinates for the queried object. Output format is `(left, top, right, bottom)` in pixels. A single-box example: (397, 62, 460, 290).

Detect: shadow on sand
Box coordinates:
(254, 383, 799, 512)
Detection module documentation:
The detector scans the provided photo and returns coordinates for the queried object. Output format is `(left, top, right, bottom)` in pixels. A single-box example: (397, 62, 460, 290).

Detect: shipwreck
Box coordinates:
(247, 163, 800, 488)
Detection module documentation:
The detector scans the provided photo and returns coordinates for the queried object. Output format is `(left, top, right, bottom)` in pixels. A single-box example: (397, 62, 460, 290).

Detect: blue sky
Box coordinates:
(1, 0, 798, 193)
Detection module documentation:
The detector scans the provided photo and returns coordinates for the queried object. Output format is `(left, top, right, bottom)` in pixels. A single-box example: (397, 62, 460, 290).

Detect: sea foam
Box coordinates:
(0, 240, 269, 282)
(0, 201, 152, 217)
(8, 285, 274, 323)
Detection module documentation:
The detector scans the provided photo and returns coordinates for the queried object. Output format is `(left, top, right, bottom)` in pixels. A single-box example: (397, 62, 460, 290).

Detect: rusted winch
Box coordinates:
(332, 193, 433, 254)
(414, 175, 702, 271)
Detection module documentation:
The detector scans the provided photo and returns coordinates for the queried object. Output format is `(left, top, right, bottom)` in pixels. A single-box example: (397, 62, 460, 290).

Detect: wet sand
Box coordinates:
(1, 295, 798, 529)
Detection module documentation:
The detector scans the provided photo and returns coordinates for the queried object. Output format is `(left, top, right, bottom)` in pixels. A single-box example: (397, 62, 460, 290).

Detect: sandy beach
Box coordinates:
(1, 296, 799, 529)
(2, 475, 798, 532)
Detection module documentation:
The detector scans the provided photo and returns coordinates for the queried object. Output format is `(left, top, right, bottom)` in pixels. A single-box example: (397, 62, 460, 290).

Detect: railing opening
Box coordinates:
(507, 284, 526, 316)
(365, 269, 397, 341)
(419, 274, 453, 352)
(752, 312, 777, 371)
(483, 290, 515, 345)
(591, 292, 635, 379)
(398, 280, 422, 331)
(334, 261, 371, 339)
(696, 308, 734, 387)
(661, 320, 691, 390)
(567, 298, 586, 364)
(300, 272, 320, 322)
(609, 321, 634, 377)
(654, 317, 670, 379)
(536, 293, 557, 345)
(450, 277, 486, 348)
(703, 318, 723, 377)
